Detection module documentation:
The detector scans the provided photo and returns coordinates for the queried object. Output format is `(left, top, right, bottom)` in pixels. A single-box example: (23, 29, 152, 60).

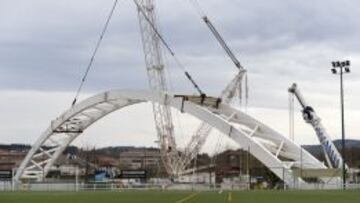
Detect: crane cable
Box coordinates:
(289, 92, 295, 141)
(71, 0, 119, 106)
(133, 0, 205, 96)
(189, 0, 243, 70)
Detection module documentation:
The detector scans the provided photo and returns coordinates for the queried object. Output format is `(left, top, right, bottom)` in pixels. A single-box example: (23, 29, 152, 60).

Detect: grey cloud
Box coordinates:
(0, 0, 359, 111)
(1, 0, 360, 147)
(159, 0, 360, 54)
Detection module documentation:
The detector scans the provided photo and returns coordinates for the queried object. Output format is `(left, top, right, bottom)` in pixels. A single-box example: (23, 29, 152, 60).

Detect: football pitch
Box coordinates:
(0, 190, 359, 203)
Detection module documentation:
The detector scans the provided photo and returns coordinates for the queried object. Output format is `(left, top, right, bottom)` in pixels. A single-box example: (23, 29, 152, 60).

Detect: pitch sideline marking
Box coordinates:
(227, 192, 232, 203)
(175, 192, 200, 203)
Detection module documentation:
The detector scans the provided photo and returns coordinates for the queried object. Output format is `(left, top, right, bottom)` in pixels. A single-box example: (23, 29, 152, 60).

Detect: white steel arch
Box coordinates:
(15, 89, 328, 187)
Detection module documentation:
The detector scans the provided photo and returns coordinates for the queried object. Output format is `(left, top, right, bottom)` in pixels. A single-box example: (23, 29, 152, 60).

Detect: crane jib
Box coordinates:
(289, 83, 345, 169)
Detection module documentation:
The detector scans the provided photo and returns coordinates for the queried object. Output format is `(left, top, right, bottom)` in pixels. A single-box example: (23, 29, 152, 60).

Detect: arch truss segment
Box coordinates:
(15, 90, 327, 188)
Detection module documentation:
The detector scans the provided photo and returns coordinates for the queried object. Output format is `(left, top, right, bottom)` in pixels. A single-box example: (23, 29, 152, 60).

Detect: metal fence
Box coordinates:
(1, 181, 359, 192)
(0, 181, 12, 191)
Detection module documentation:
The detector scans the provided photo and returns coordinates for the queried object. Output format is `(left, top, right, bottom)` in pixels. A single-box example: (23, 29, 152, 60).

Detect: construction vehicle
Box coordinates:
(289, 83, 346, 169)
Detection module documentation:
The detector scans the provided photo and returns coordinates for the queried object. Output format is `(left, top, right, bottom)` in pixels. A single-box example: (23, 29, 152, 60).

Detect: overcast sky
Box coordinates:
(0, 0, 359, 153)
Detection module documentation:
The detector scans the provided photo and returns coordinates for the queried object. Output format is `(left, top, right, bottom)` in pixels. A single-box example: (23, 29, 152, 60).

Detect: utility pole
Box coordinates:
(331, 60, 351, 190)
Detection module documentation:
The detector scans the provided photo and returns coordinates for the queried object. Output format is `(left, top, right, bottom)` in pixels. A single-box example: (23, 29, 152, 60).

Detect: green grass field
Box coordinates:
(0, 190, 359, 203)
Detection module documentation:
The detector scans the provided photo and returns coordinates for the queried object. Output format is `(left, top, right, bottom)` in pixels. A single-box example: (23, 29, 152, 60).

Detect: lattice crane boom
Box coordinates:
(178, 70, 246, 171)
(135, 0, 249, 175)
(135, 0, 180, 175)
(177, 8, 248, 171)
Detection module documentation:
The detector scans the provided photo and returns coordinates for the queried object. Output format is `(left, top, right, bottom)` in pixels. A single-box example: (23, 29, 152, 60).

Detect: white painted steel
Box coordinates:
(179, 70, 246, 171)
(135, 0, 180, 175)
(289, 83, 345, 169)
(15, 89, 329, 188)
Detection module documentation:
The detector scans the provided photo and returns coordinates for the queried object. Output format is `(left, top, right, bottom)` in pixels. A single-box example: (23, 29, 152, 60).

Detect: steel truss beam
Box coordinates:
(15, 90, 334, 188)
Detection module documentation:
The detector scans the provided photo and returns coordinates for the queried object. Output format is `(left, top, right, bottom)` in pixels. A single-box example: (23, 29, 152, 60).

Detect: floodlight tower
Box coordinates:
(331, 60, 351, 190)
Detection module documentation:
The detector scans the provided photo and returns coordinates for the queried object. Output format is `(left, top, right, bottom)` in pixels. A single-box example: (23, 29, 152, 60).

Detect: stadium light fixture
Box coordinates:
(330, 60, 351, 190)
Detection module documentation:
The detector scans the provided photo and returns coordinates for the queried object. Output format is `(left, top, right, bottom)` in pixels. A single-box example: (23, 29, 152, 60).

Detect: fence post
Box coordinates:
(11, 168, 15, 191)
(283, 167, 286, 190)
(75, 166, 79, 192)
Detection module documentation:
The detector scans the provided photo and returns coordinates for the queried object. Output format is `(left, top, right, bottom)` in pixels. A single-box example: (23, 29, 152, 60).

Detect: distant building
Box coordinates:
(119, 147, 162, 170)
(0, 149, 27, 170)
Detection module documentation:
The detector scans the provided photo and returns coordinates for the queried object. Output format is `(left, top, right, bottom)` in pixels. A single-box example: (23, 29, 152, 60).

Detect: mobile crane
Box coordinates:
(288, 83, 346, 169)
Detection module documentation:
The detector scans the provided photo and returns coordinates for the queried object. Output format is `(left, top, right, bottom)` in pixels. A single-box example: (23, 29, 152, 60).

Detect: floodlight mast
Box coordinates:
(288, 83, 346, 170)
(135, 0, 180, 175)
(331, 60, 351, 190)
